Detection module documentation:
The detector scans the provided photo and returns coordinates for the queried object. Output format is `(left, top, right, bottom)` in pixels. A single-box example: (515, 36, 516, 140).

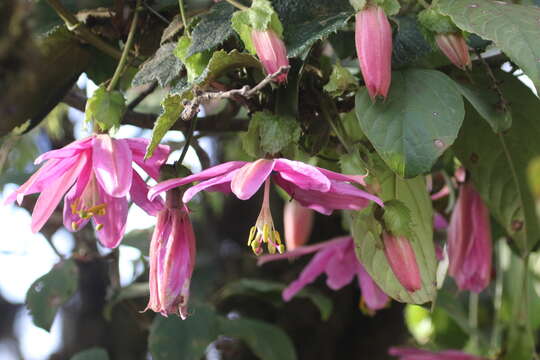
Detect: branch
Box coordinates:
(62, 90, 248, 132)
(180, 66, 290, 121)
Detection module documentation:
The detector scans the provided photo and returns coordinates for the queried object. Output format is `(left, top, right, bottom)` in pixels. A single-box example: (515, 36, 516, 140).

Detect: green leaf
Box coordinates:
(352, 163, 437, 304)
(323, 64, 359, 97)
(273, 0, 353, 58)
(243, 111, 301, 156)
(219, 317, 297, 360)
(453, 70, 512, 133)
(453, 70, 540, 254)
(355, 69, 464, 178)
(26, 259, 79, 331)
(382, 199, 414, 238)
(174, 36, 211, 83)
(218, 279, 333, 321)
(70, 348, 109, 360)
(417, 7, 458, 34)
(392, 16, 434, 68)
(148, 305, 220, 360)
(84, 85, 126, 132)
(132, 43, 183, 87)
(373, 0, 400, 15)
(231, 0, 284, 54)
(187, 2, 236, 58)
(195, 49, 261, 85)
(438, 0, 540, 92)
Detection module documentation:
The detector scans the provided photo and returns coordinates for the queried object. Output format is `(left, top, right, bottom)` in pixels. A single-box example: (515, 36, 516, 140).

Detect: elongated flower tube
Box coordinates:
(146, 188, 196, 319)
(259, 236, 389, 312)
(447, 182, 492, 292)
(5, 135, 169, 248)
(251, 29, 289, 83)
(389, 347, 486, 360)
(283, 200, 314, 250)
(149, 159, 383, 254)
(435, 33, 471, 70)
(383, 233, 422, 292)
(355, 5, 393, 100)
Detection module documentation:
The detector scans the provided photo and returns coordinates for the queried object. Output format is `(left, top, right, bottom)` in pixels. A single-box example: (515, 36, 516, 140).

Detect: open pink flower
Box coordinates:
(448, 182, 492, 292)
(389, 347, 486, 360)
(258, 236, 389, 312)
(146, 189, 196, 319)
(5, 134, 169, 248)
(355, 5, 393, 100)
(149, 159, 382, 254)
(251, 29, 289, 83)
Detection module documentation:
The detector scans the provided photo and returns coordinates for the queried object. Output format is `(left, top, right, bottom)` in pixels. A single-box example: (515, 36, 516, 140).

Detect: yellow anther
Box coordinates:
(70, 199, 79, 214)
(268, 243, 276, 255)
(273, 230, 282, 245)
(251, 239, 261, 255)
(71, 221, 79, 231)
(262, 223, 270, 243)
(87, 204, 106, 215)
(248, 226, 257, 245)
(96, 223, 104, 231)
(278, 244, 285, 254)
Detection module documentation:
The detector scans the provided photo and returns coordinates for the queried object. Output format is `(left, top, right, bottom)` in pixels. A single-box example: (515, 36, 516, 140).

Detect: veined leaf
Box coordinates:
(132, 43, 183, 88)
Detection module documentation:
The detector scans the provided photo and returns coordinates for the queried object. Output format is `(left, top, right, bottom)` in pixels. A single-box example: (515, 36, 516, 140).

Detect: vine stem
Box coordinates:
(224, 0, 249, 10)
(46, 0, 126, 61)
(178, 0, 191, 37)
(176, 117, 198, 166)
(469, 292, 479, 350)
(107, 0, 141, 92)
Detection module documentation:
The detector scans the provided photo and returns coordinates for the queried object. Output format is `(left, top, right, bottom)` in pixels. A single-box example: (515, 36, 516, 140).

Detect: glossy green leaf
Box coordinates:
(453, 70, 540, 254)
(218, 279, 333, 321)
(84, 85, 125, 132)
(174, 36, 211, 83)
(26, 259, 79, 331)
(438, 0, 540, 91)
(70, 348, 109, 360)
(273, 0, 353, 58)
(352, 162, 437, 304)
(355, 69, 464, 178)
(149, 305, 220, 360)
(392, 16, 433, 68)
(132, 43, 183, 87)
(220, 317, 297, 360)
(187, 2, 236, 57)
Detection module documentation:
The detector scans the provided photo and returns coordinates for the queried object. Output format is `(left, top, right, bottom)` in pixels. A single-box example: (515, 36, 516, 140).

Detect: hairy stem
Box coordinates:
(178, 0, 191, 37)
(224, 0, 249, 10)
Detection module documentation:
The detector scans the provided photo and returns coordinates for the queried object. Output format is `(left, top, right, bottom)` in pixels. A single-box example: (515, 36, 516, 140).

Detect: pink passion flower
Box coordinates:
(389, 347, 486, 360)
(258, 236, 389, 313)
(5, 134, 169, 248)
(355, 5, 393, 100)
(448, 182, 492, 293)
(251, 29, 289, 83)
(146, 189, 196, 319)
(149, 158, 383, 254)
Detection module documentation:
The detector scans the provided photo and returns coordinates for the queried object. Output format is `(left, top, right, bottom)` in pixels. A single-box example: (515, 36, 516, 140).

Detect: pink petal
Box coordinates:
(182, 171, 238, 203)
(324, 240, 357, 290)
(125, 138, 170, 180)
(316, 167, 367, 186)
(357, 263, 389, 311)
(273, 159, 331, 192)
(231, 159, 275, 200)
(148, 161, 247, 201)
(92, 135, 133, 198)
(34, 137, 93, 164)
(131, 171, 164, 216)
(30, 156, 87, 233)
(94, 187, 129, 248)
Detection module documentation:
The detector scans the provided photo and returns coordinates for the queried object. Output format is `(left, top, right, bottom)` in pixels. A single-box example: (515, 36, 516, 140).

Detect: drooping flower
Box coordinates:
(251, 29, 289, 82)
(447, 182, 492, 292)
(5, 135, 169, 248)
(149, 159, 383, 254)
(389, 347, 486, 360)
(355, 5, 393, 100)
(283, 199, 314, 250)
(258, 236, 389, 312)
(383, 233, 422, 292)
(146, 188, 196, 319)
(435, 33, 471, 70)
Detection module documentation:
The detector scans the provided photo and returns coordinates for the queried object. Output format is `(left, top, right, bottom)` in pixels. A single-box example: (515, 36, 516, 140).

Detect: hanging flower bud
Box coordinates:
(355, 5, 393, 100)
(382, 232, 422, 292)
(283, 200, 314, 250)
(448, 182, 492, 292)
(145, 189, 196, 319)
(435, 33, 471, 70)
(251, 29, 289, 83)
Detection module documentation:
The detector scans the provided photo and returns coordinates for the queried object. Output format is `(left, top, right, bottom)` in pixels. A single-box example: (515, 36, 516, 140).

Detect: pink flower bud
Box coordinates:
(435, 33, 471, 70)
(382, 232, 422, 292)
(251, 29, 289, 83)
(145, 191, 196, 319)
(448, 183, 492, 292)
(355, 6, 393, 100)
(283, 200, 314, 250)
